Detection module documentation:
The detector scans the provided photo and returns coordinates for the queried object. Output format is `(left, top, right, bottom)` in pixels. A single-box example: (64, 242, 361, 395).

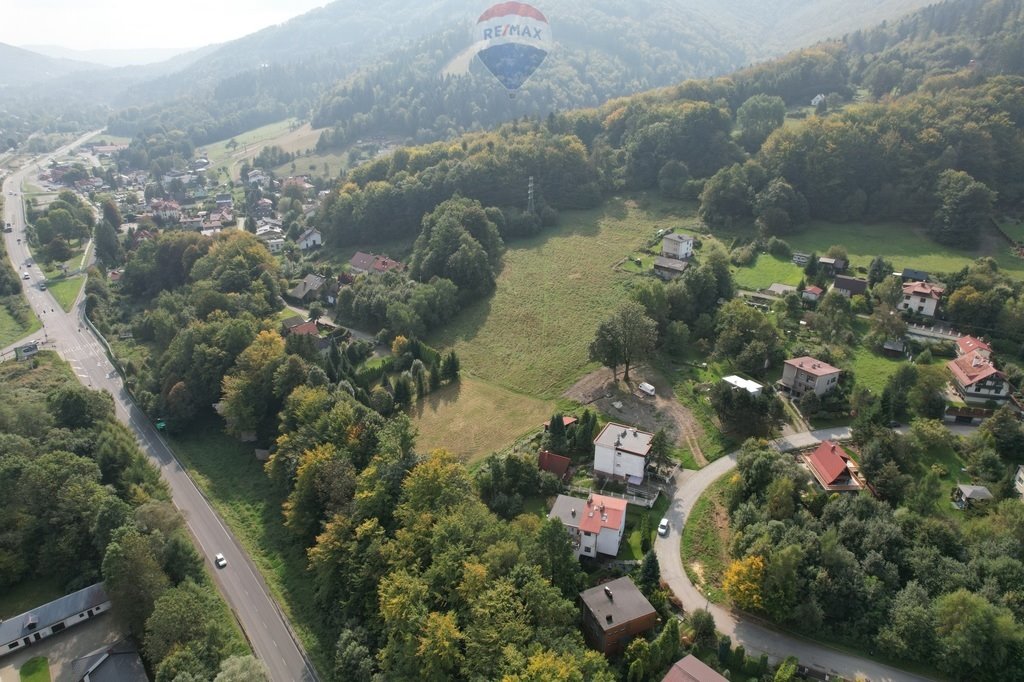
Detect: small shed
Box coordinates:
(955, 484, 993, 509)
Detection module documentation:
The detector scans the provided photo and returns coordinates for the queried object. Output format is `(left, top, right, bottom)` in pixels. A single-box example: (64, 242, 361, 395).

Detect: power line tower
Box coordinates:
(527, 176, 535, 215)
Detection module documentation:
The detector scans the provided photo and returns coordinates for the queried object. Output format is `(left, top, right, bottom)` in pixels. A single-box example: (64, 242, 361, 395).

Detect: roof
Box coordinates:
(958, 484, 993, 501)
(538, 450, 571, 479)
(882, 339, 906, 352)
(349, 251, 376, 271)
(948, 351, 1003, 388)
(900, 267, 930, 281)
(766, 283, 797, 296)
(784, 356, 841, 377)
(804, 285, 824, 295)
(70, 639, 149, 682)
(806, 440, 852, 486)
(579, 577, 657, 633)
(281, 315, 306, 329)
(662, 654, 729, 682)
(288, 321, 319, 337)
(0, 583, 108, 646)
(722, 375, 763, 394)
(957, 336, 991, 355)
(298, 228, 321, 243)
(372, 255, 405, 273)
(594, 422, 654, 456)
(287, 274, 326, 299)
(549, 494, 626, 535)
(833, 275, 868, 296)
(663, 232, 693, 245)
(902, 280, 944, 299)
(547, 415, 578, 429)
(653, 256, 688, 273)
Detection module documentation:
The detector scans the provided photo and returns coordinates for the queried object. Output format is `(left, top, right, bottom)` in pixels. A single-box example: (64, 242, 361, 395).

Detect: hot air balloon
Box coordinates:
(475, 2, 550, 95)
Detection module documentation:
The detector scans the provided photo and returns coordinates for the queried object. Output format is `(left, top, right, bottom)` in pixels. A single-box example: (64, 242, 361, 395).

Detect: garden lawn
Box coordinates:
(732, 254, 805, 291)
(681, 473, 733, 602)
(46, 276, 84, 312)
(848, 346, 906, 396)
(619, 493, 671, 561)
(0, 577, 62, 620)
(166, 420, 331, 672)
(410, 377, 553, 464)
(19, 657, 50, 682)
(0, 303, 41, 349)
(785, 220, 1024, 279)
(431, 197, 699, 398)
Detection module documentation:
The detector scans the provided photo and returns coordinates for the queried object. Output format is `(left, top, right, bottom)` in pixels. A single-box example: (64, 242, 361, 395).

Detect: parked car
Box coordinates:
(658, 518, 670, 537)
(214, 553, 227, 568)
(888, 420, 901, 428)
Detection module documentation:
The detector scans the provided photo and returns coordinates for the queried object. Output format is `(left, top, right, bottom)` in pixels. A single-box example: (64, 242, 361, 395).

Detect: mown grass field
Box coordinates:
(166, 420, 330, 671)
(681, 473, 733, 602)
(200, 119, 324, 181)
(411, 377, 553, 464)
(431, 197, 699, 398)
(732, 253, 804, 290)
(847, 345, 907, 396)
(0, 303, 41, 349)
(46, 276, 84, 312)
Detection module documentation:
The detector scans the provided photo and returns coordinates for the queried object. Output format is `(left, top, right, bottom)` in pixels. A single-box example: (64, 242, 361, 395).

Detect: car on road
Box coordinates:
(22, 272, 29, 280)
(658, 518, 670, 536)
(38, 282, 46, 291)
(214, 553, 227, 568)
(888, 420, 901, 428)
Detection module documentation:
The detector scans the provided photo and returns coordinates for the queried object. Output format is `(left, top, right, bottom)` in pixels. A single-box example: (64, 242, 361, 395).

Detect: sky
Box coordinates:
(3, 0, 330, 52)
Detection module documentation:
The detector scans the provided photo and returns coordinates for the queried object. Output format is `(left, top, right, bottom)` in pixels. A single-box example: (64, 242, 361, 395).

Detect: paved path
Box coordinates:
(3, 136, 316, 682)
(655, 427, 935, 682)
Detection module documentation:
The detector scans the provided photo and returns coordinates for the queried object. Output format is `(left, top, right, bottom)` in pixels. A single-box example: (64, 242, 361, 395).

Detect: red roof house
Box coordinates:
(956, 335, 992, 358)
(804, 440, 861, 491)
(538, 450, 572, 481)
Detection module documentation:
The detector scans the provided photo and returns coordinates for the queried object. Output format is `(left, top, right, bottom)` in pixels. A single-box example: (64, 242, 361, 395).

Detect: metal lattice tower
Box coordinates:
(527, 176, 535, 214)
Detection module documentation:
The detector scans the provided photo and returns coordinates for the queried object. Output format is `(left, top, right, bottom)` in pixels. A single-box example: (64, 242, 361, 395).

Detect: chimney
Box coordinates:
(606, 614, 614, 624)
(571, 508, 576, 518)
(604, 586, 613, 601)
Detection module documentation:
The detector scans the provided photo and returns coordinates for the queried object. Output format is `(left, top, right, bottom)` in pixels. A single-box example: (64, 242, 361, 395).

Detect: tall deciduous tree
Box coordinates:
(588, 302, 658, 382)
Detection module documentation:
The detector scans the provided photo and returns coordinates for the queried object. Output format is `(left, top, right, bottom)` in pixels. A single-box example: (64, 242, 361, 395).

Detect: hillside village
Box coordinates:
(4, 1, 1024, 681)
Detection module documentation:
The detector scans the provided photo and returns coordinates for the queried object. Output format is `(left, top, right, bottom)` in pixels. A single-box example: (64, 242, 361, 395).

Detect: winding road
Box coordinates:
(655, 427, 937, 682)
(2, 134, 316, 681)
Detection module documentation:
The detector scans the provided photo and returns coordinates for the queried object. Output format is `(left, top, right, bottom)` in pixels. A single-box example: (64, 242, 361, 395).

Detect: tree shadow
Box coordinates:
(410, 379, 464, 420)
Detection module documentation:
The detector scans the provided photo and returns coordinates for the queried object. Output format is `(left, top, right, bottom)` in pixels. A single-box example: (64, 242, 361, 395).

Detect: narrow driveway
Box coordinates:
(3, 135, 316, 682)
(655, 428, 935, 682)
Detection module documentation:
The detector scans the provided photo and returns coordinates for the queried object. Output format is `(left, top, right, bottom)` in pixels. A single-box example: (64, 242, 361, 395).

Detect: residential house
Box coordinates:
(287, 274, 326, 302)
(579, 577, 658, 656)
(247, 168, 267, 186)
(766, 282, 797, 297)
(1015, 465, 1024, 497)
(831, 275, 868, 298)
(653, 256, 688, 280)
(348, 251, 405, 274)
(897, 267, 930, 282)
(150, 199, 180, 222)
(297, 228, 322, 251)
(544, 415, 578, 431)
(811, 93, 826, 107)
(803, 440, 862, 492)
(900, 281, 944, 317)
(818, 256, 847, 275)
(661, 232, 694, 260)
(722, 375, 763, 396)
(593, 423, 654, 484)
(662, 655, 728, 682)
(255, 226, 285, 242)
(70, 639, 149, 682)
(254, 197, 274, 217)
(779, 356, 842, 399)
(947, 351, 1010, 405)
(548, 493, 627, 558)
(956, 335, 992, 359)
(954, 484, 993, 509)
(1, 583, 110, 659)
(802, 285, 824, 302)
(180, 216, 203, 230)
(215, 193, 233, 210)
(265, 238, 286, 254)
(538, 450, 572, 481)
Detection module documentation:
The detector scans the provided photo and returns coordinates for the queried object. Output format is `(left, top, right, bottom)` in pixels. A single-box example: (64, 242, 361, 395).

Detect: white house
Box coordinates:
(150, 199, 180, 222)
(780, 356, 842, 399)
(247, 168, 267, 186)
(901, 281, 944, 317)
(661, 232, 694, 260)
(947, 351, 1010, 405)
(548, 493, 627, 558)
(722, 375, 763, 396)
(255, 226, 285, 242)
(1, 584, 110, 658)
(265, 238, 286, 254)
(297, 228, 322, 250)
(593, 423, 654, 484)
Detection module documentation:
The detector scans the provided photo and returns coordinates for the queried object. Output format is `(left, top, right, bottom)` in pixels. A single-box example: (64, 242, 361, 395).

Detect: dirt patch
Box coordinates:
(563, 365, 708, 466)
(689, 561, 706, 586)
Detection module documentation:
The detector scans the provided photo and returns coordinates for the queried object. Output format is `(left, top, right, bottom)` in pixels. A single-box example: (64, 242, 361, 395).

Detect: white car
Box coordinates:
(658, 518, 670, 537)
(214, 553, 227, 568)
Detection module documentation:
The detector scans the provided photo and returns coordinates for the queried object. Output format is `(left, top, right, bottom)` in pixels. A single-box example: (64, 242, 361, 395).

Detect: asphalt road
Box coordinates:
(656, 427, 936, 682)
(2, 134, 317, 682)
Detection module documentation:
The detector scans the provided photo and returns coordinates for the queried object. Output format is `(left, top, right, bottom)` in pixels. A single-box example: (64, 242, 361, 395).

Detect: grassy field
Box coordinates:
(200, 119, 325, 181)
(410, 377, 553, 464)
(0, 303, 41, 349)
(619, 493, 671, 560)
(847, 345, 907, 396)
(0, 577, 62, 619)
(733, 253, 805, 291)
(999, 218, 1024, 242)
(19, 657, 50, 682)
(46, 276, 84, 312)
(681, 473, 734, 602)
(431, 197, 699, 398)
(166, 421, 330, 671)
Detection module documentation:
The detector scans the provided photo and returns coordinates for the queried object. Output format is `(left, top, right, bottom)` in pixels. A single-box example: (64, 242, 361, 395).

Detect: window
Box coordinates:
(583, 531, 592, 537)
(583, 547, 592, 554)
(917, 305, 924, 312)
(8, 642, 19, 650)
(50, 622, 65, 634)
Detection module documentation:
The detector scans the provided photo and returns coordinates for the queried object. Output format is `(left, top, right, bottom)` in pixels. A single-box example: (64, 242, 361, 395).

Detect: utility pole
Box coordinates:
(527, 175, 535, 215)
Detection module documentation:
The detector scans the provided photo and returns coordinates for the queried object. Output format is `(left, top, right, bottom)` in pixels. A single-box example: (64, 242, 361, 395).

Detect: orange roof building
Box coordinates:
(803, 440, 862, 491)
(948, 350, 1010, 405)
(549, 493, 627, 558)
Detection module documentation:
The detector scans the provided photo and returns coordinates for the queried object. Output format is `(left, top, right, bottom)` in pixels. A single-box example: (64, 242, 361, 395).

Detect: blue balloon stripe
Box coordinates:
(477, 42, 548, 91)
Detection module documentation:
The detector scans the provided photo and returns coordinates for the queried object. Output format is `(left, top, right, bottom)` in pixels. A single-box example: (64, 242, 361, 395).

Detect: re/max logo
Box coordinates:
(482, 24, 543, 40)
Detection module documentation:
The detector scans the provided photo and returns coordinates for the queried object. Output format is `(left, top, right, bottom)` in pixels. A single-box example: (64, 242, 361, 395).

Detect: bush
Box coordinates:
(766, 237, 791, 258)
(730, 245, 757, 266)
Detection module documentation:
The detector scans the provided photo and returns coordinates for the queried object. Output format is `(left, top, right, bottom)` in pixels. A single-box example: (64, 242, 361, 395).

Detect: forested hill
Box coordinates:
(316, 0, 1024, 252)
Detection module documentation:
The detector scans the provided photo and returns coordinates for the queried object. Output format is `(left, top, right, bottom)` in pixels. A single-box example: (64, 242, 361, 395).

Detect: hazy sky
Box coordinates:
(5, 0, 330, 51)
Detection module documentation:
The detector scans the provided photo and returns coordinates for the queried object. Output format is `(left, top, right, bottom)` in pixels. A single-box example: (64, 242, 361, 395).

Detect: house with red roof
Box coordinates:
(956, 335, 992, 359)
(802, 285, 824, 302)
(548, 493, 627, 558)
(779, 356, 842, 399)
(900, 281, 944, 317)
(538, 450, 572, 481)
(948, 351, 1009, 405)
(803, 440, 862, 492)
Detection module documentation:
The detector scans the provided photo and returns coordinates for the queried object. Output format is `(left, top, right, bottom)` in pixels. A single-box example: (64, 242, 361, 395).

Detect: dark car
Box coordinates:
(888, 420, 901, 428)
